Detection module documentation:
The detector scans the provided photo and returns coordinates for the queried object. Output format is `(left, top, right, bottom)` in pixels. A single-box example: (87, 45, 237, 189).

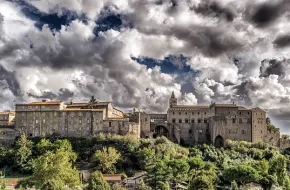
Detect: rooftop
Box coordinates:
(171, 105, 209, 109)
(103, 174, 122, 181)
(17, 101, 62, 105)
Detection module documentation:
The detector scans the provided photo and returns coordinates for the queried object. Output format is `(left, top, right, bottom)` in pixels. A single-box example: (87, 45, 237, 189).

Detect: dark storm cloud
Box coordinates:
(247, 0, 290, 28)
(273, 34, 290, 48)
(260, 59, 289, 77)
(172, 26, 243, 57)
(193, 0, 237, 22)
(233, 81, 253, 105)
(27, 91, 57, 100)
(0, 65, 21, 97)
(27, 88, 74, 101)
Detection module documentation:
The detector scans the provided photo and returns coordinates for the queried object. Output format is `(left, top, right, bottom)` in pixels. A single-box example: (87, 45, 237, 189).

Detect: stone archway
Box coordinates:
(153, 125, 169, 138)
(214, 135, 224, 148)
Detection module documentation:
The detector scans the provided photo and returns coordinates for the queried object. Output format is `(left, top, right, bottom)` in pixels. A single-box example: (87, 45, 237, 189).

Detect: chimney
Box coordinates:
(42, 100, 47, 102)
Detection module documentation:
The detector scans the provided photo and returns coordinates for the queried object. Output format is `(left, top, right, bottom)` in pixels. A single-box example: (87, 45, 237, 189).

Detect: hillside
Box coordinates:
(1, 134, 290, 189)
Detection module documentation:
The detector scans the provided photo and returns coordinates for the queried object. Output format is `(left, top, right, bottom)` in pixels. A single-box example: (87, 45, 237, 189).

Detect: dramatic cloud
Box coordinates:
(1, 0, 290, 133)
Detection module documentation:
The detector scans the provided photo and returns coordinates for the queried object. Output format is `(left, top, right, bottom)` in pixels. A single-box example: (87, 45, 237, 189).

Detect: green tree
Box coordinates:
(14, 135, 33, 173)
(224, 165, 260, 185)
(35, 139, 53, 155)
(168, 159, 189, 187)
(188, 175, 214, 190)
(27, 149, 81, 189)
(145, 159, 172, 189)
(136, 180, 151, 190)
(111, 183, 126, 190)
(231, 180, 239, 190)
(0, 181, 6, 190)
(94, 147, 121, 173)
(187, 157, 205, 170)
(88, 171, 110, 190)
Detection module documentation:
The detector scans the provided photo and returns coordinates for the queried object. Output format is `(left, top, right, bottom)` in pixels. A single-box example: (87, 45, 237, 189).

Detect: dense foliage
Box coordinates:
(1, 134, 290, 189)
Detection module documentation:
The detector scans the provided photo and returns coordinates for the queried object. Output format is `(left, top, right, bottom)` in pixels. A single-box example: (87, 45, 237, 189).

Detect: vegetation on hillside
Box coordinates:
(0, 134, 290, 189)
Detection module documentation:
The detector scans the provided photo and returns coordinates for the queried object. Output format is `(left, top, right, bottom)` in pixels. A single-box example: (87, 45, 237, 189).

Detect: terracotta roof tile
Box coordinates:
(103, 174, 122, 181)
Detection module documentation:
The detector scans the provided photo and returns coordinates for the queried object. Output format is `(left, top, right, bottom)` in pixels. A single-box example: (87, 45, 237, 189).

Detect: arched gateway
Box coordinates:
(153, 125, 169, 138)
(214, 135, 224, 148)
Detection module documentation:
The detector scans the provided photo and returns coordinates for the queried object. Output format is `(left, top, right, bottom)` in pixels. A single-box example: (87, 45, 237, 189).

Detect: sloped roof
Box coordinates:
(214, 104, 237, 108)
(171, 105, 209, 109)
(103, 174, 122, 181)
(17, 101, 62, 106)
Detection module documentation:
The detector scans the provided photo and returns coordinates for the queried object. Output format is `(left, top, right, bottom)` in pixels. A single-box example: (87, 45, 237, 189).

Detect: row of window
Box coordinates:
(172, 119, 207, 124)
(173, 111, 207, 115)
(172, 118, 252, 124)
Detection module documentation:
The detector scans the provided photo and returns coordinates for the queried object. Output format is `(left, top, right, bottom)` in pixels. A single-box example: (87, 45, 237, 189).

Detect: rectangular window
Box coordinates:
(179, 119, 182, 123)
(232, 118, 236, 123)
(239, 118, 242, 123)
(191, 119, 195, 123)
(109, 122, 112, 127)
(204, 119, 207, 123)
(198, 119, 201, 123)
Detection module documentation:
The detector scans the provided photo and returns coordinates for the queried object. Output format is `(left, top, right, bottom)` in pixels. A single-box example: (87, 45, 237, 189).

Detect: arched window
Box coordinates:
(191, 119, 195, 123)
(185, 119, 189, 123)
(172, 119, 176, 123)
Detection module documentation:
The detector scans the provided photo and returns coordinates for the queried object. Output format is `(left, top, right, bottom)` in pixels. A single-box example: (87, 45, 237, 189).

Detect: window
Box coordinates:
(242, 130, 245, 134)
(247, 118, 251, 123)
(172, 119, 176, 123)
(30, 134, 33, 137)
(109, 122, 112, 127)
(198, 119, 201, 123)
(204, 112, 206, 115)
(192, 112, 194, 115)
(185, 119, 189, 123)
(87, 119, 90, 124)
(239, 112, 242, 115)
(232, 118, 236, 123)
(198, 112, 200, 115)
(204, 119, 207, 123)
(28, 106, 32, 110)
(261, 130, 262, 133)
(248, 112, 250, 115)
(43, 119, 46, 124)
(179, 112, 181, 115)
(189, 129, 192, 133)
(145, 118, 147, 122)
(79, 119, 82, 124)
(199, 130, 203, 134)
(36, 119, 38, 124)
(191, 119, 195, 123)
(185, 112, 187, 115)
(179, 119, 182, 123)
(239, 118, 242, 123)
(96, 119, 99, 124)
(173, 112, 175, 115)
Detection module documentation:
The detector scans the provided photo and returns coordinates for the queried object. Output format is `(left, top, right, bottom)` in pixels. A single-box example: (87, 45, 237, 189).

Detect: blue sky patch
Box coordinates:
(13, 0, 87, 31)
(132, 55, 192, 74)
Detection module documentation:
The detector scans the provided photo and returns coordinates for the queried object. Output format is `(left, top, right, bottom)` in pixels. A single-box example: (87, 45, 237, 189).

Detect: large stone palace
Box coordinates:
(0, 92, 289, 148)
(142, 92, 281, 147)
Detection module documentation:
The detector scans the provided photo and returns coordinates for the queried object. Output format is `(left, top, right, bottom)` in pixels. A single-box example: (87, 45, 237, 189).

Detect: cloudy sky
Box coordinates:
(1, 0, 290, 133)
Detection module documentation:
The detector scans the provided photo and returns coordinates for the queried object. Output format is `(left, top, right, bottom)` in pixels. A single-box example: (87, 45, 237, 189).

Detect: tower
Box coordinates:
(169, 91, 177, 107)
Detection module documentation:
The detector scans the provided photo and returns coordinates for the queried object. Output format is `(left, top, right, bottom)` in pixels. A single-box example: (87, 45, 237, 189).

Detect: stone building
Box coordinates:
(0, 111, 15, 127)
(15, 100, 141, 139)
(150, 92, 276, 146)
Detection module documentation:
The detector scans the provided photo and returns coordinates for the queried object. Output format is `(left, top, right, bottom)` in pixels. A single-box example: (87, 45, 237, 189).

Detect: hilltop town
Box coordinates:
(0, 92, 290, 149)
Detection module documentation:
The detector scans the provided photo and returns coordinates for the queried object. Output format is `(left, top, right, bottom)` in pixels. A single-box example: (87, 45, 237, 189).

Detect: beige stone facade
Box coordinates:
(15, 100, 141, 139)
(148, 92, 279, 147)
(0, 111, 15, 127)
